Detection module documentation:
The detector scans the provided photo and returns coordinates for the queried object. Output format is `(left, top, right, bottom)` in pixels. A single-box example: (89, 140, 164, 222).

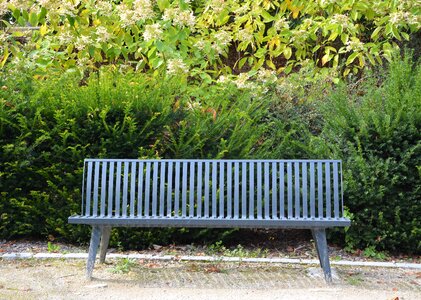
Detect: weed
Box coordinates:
(110, 258, 136, 274)
(346, 273, 364, 286)
(362, 246, 388, 260)
(47, 242, 61, 253)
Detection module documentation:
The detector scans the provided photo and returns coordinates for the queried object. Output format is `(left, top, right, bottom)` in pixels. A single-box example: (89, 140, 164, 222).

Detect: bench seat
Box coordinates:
(69, 216, 350, 228)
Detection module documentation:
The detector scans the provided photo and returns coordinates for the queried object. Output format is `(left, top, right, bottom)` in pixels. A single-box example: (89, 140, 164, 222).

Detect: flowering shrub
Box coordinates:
(0, 0, 419, 78)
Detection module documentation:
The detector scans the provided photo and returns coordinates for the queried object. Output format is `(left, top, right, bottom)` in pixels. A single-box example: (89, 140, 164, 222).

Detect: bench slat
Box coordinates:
(256, 162, 262, 220)
(190, 162, 195, 217)
(85, 161, 93, 216)
(249, 162, 254, 219)
(227, 162, 232, 218)
(137, 162, 144, 217)
(219, 162, 225, 218)
(100, 162, 107, 217)
(160, 162, 166, 217)
(242, 162, 247, 219)
(287, 162, 292, 218)
(279, 162, 284, 219)
(122, 162, 129, 217)
(204, 162, 209, 218)
(197, 162, 202, 218)
(93, 161, 100, 217)
(234, 162, 239, 219)
(317, 162, 323, 218)
(108, 162, 114, 217)
(211, 162, 217, 218)
(115, 162, 122, 217)
(325, 162, 331, 219)
(182, 162, 188, 217)
(302, 162, 308, 218)
(272, 162, 277, 219)
(310, 162, 315, 218)
(294, 162, 300, 218)
(264, 162, 270, 219)
(144, 162, 151, 216)
(174, 162, 180, 217)
(167, 161, 173, 217)
(333, 162, 339, 219)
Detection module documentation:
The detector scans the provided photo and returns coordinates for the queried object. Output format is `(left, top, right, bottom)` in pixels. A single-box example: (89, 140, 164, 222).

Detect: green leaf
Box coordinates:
(391, 26, 401, 41)
(346, 52, 359, 65)
(254, 47, 267, 58)
(38, 7, 47, 22)
(238, 57, 248, 69)
(0, 47, 9, 69)
(328, 31, 338, 41)
(266, 59, 276, 70)
(17, 16, 26, 26)
(283, 47, 292, 59)
(157, 0, 170, 11)
(401, 32, 410, 41)
(29, 12, 38, 26)
(12, 9, 20, 20)
(371, 26, 382, 40)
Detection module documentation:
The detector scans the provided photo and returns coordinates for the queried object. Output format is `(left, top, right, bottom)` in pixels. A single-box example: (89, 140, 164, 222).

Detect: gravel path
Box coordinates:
(0, 259, 420, 300)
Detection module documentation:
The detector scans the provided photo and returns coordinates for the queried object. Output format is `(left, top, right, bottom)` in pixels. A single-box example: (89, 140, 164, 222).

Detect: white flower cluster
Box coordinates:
(75, 35, 93, 51)
(207, 0, 227, 15)
(195, 40, 207, 51)
(233, 4, 249, 15)
(95, 0, 113, 17)
(236, 29, 253, 43)
(143, 23, 163, 42)
(0, 31, 8, 43)
(57, 29, 74, 45)
(133, 0, 155, 21)
(389, 11, 420, 27)
(234, 73, 251, 89)
(346, 38, 364, 52)
(318, 0, 336, 7)
(118, 0, 155, 27)
(118, 4, 136, 27)
(95, 26, 111, 43)
(36, 0, 80, 17)
(291, 29, 309, 46)
(163, 7, 196, 29)
(256, 69, 277, 84)
(211, 30, 232, 54)
(274, 17, 289, 31)
(331, 14, 349, 27)
(4, 0, 31, 10)
(166, 58, 189, 75)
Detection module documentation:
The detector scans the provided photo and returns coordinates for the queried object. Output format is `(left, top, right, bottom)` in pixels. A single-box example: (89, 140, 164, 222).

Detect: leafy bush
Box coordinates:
(1, 54, 419, 254)
(0, 67, 269, 243)
(1, 0, 419, 78)
(315, 54, 421, 254)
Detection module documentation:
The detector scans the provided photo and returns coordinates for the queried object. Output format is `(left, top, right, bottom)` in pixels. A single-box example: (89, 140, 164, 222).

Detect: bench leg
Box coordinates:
(311, 228, 332, 284)
(86, 225, 101, 280)
(99, 226, 112, 264)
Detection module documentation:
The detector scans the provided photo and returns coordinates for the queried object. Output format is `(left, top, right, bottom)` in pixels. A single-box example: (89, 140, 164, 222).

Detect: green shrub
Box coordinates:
(0, 67, 268, 244)
(316, 54, 421, 253)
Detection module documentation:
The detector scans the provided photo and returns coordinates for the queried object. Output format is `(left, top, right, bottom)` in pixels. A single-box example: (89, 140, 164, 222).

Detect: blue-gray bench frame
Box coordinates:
(69, 159, 351, 283)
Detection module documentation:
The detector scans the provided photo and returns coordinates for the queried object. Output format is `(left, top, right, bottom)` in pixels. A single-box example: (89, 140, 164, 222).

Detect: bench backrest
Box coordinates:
(80, 159, 345, 220)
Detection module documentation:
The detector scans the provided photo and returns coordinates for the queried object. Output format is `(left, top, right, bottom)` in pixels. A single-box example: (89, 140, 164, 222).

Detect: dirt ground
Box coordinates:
(1, 259, 420, 300)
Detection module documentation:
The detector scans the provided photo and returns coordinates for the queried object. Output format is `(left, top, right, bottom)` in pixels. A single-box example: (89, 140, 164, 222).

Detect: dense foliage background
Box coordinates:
(0, 1, 420, 254)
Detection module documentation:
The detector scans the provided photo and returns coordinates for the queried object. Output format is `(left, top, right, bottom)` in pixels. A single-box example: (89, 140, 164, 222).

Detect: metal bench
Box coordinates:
(69, 159, 350, 282)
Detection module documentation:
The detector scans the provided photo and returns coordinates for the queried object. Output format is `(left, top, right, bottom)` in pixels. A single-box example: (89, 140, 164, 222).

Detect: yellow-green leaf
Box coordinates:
(284, 46, 292, 59)
(40, 24, 48, 36)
